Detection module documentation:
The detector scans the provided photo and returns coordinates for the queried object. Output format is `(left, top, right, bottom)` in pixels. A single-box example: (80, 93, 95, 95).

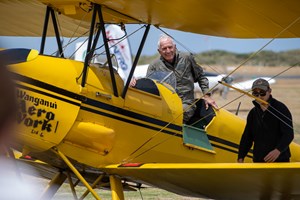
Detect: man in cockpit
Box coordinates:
(132, 35, 218, 123)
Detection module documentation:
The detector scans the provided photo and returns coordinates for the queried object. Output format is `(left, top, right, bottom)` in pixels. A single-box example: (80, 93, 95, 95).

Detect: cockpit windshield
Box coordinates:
(147, 71, 176, 93)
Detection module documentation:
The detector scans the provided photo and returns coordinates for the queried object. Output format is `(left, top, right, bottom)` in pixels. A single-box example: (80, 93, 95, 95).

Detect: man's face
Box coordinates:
(252, 88, 271, 103)
(158, 39, 176, 63)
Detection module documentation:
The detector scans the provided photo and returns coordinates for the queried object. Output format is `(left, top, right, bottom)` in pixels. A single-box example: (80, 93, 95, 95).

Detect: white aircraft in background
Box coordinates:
(75, 25, 275, 98)
(133, 64, 276, 98)
(231, 76, 276, 90)
(134, 65, 231, 97)
(134, 64, 229, 92)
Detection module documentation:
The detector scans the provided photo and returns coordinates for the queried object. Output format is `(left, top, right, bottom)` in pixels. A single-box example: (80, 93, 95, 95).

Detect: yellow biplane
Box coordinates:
(1, 0, 300, 199)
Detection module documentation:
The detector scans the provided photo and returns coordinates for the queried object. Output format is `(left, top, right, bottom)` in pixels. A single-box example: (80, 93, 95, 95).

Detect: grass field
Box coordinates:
(28, 176, 202, 200)
(51, 185, 202, 200)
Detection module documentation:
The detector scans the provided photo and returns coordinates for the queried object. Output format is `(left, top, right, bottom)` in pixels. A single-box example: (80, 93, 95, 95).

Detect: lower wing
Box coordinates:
(103, 162, 300, 200)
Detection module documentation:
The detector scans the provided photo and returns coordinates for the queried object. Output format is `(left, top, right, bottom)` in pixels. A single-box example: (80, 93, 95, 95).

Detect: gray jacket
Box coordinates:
(147, 51, 209, 104)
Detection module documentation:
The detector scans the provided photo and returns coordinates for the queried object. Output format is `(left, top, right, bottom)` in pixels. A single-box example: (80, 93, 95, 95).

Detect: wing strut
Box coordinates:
(81, 3, 98, 88)
(110, 175, 125, 200)
(98, 5, 118, 97)
(52, 147, 102, 200)
(40, 172, 67, 200)
(52, 146, 126, 200)
(81, 4, 119, 97)
(122, 24, 151, 98)
(40, 6, 64, 57)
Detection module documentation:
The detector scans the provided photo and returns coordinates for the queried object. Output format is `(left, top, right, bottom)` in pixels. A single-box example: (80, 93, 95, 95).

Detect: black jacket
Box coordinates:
(238, 95, 294, 162)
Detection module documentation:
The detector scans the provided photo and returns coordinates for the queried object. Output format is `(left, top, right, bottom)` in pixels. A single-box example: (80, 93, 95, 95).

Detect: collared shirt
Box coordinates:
(238, 95, 294, 162)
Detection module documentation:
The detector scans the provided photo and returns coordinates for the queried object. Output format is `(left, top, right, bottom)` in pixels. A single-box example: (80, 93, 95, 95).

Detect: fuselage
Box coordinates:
(9, 53, 300, 169)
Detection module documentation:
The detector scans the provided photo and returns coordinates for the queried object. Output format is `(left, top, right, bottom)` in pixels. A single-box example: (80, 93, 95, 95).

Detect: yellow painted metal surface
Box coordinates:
(110, 175, 124, 200)
(206, 108, 245, 141)
(11, 54, 299, 167)
(206, 108, 300, 163)
(103, 162, 300, 200)
(11, 55, 81, 151)
(205, 108, 250, 162)
(55, 148, 102, 200)
(1, 0, 300, 38)
(125, 88, 163, 118)
(57, 64, 186, 167)
(64, 121, 115, 155)
(290, 142, 300, 162)
(27, 49, 39, 62)
(10, 53, 188, 167)
(9, 52, 300, 199)
(2, 1, 299, 197)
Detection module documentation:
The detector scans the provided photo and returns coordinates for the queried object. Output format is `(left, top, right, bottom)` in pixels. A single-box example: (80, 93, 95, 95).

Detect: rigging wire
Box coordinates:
(75, 28, 98, 81)
(93, 24, 146, 58)
(76, 24, 147, 83)
(46, 6, 300, 163)
(191, 61, 300, 132)
(123, 16, 300, 163)
(125, 65, 300, 163)
(67, 31, 90, 59)
(122, 106, 184, 163)
(76, 24, 144, 82)
(158, 15, 300, 125)
(156, 27, 225, 77)
(220, 62, 300, 129)
(224, 16, 300, 80)
(51, 5, 91, 57)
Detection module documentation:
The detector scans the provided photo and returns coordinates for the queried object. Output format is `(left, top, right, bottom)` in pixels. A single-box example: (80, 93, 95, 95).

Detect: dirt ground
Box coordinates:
(209, 66, 300, 143)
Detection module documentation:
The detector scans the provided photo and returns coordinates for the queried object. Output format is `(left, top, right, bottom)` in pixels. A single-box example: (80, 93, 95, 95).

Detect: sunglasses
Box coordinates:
(252, 90, 267, 97)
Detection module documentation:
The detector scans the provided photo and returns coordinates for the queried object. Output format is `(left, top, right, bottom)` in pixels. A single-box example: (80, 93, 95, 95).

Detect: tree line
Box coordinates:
(137, 49, 300, 67)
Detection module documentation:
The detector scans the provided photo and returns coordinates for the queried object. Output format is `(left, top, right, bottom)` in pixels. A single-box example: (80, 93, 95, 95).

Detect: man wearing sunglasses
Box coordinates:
(237, 78, 294, 163)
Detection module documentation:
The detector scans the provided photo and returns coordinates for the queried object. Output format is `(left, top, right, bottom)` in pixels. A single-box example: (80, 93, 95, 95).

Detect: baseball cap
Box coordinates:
(252, 78, 269, 91)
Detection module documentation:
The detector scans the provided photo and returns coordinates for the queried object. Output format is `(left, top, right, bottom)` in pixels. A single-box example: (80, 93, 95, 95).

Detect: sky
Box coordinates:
(1, 24, 300, 57)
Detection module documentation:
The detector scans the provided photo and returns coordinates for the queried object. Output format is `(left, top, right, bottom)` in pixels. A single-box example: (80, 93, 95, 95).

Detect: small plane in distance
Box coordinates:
(0, 1, 299, 200)
(75, 24, 277, 99)
(133, 64, 231, 96)
(133, 64, 276, 99)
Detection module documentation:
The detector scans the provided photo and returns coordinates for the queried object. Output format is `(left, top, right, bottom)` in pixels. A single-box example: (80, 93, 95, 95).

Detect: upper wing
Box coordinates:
(103, 162, 300, 200)
(0, 0, 90, 37)
(1, 0, 300, 38)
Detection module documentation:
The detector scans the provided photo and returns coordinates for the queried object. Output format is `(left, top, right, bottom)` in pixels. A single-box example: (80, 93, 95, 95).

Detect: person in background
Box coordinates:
(0, 60, 16, 152)
(0, 56, 41, 200)
(238, 78, 294, 163)
(131, 35, 218, 123)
